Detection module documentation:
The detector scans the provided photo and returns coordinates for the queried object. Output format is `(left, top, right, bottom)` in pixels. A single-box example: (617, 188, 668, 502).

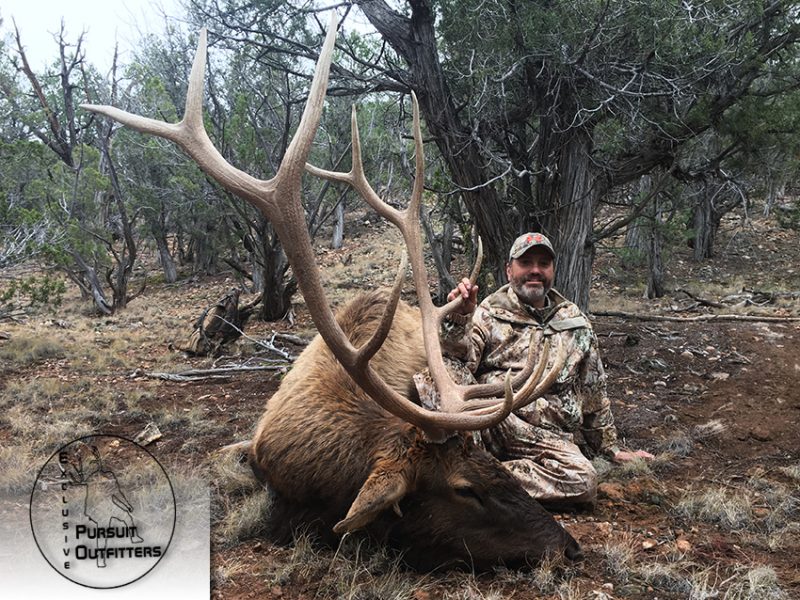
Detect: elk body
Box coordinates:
(251, 290, 581, 570)
(82, 14, 582, 571)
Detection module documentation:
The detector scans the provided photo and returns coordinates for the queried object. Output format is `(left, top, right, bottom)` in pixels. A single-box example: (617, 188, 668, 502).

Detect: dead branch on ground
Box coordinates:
(133, 365, 288, 383)
(592, 311, 800, 323)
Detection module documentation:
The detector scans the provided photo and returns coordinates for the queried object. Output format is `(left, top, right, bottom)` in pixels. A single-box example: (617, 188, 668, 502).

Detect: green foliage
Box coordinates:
(776, 201, 800, 231)
(0, 274, 66, 307)
(612, 246, 647, 268)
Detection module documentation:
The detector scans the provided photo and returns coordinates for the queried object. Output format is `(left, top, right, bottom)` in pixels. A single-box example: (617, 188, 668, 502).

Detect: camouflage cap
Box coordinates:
(508, 232, 556, 260)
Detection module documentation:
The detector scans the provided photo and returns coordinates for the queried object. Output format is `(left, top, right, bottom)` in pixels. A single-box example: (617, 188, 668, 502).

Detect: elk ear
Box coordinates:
(333, 464, 410, 534)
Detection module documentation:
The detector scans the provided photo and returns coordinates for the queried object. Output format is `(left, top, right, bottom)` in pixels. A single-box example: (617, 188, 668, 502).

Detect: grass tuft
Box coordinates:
(637, 562, 692, 595)
(674, 488, 754, 531)
(216, 490, 272, 544)
(0, 336, 66, 367)
(692, 419, 727, 441)
(601, 536, 637, 584)
(777, 465, 800, 482)
(724, 565, 787, 600)
(0, 443, 45, 495)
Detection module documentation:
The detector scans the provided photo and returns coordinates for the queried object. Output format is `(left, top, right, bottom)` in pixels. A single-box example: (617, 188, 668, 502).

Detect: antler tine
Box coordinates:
(460, 336, 552, 407)
(397, 92, 488, 415)
(510, 337, 567, 411)
(356, 251, 408, 364)
(397, 95, 565, 421)
(82, 29, 271, 215)
(306, 106, 404, 226)
(468, 237, 483, 283)
(306, 93, 520, 437)
(464, 338, 567, 417)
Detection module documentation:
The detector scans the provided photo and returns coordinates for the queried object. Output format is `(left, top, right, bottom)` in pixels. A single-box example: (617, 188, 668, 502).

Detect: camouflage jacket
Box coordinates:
(443, 285, 620, 458)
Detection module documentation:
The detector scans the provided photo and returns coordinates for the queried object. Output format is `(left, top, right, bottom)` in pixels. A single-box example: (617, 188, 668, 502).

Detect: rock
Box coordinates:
(750, 427, 773, 442)
(618, 584, 645, 596)
(133, 422, 162, 446)
(642, 539, 657, 550)
(676, 539, 692, 553)
(596, 521, 613, 536)
(710, 372, 730, 381)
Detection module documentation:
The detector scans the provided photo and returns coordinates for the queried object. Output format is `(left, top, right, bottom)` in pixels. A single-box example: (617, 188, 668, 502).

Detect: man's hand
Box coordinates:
(612, 449, 655, 463)
(447, 278, 479, 314)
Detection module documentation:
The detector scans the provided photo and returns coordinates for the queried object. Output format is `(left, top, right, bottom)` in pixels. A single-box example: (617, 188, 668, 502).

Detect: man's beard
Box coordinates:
(510, 276, 550, 306)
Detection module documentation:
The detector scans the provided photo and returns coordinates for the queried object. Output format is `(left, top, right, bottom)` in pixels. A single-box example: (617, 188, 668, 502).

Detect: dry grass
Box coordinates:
(777, 465, 800, 482)
(215, 490, 273, 544)
(637, 560, 694, 595)
(211, 445, 272, 545)
(692, 419, 727, 441)
(657, 418, 728, 459)
(211, 443, 261, 497)
(0, 442, 46, 495)
(723, 565, 787, 600)
(674, 487, 755, 531)
(0, 376, 147, 448)
(488, 554, 579, 597)
(257, 532, 425, 600)
(672, 469, 799, 556)
(0, 335, 66, 367)
(608, 455, 654, 479)
(212, 555, 250, 587)
(599, 551, 790, 600)
(601, 535, 638, 584)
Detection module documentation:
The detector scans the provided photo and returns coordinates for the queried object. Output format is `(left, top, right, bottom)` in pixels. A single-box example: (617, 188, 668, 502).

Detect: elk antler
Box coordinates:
(81, 15, 564, 442)
(307, 95, 567, 427)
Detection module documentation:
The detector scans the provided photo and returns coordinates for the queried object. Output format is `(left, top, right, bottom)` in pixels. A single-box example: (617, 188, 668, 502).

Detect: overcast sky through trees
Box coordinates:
(1, 0, 183, 73)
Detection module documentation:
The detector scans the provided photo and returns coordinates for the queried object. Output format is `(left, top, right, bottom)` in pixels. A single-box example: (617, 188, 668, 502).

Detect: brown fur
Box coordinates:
(250, 290, 581, 571)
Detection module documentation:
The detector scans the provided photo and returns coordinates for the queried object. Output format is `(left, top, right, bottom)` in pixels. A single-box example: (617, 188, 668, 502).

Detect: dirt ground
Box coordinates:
(1, 212, 799, 599)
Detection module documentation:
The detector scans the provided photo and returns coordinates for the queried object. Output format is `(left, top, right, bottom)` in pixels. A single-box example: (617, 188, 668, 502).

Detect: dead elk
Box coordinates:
(249, 290, 582, 571)
(81, 15, 581, 571)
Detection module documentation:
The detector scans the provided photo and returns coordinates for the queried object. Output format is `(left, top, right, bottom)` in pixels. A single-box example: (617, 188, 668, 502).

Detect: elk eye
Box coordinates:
(454, 486, 483, 505)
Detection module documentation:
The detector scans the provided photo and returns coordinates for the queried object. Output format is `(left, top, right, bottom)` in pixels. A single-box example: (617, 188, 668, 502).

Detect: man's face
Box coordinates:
(506, 247, 555, 308)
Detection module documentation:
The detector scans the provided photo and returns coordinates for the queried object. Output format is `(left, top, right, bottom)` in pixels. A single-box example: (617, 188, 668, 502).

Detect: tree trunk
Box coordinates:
(623, 220, 647, 270)
(624, 177, 652, 267)
(71, 252, 113, 315)
(535, 128, 596, 310)
(692, 185, 718, 261)
(645, 196, 666, 299)
(255, 216, 297, 321)
(190, 225, 218, 274)
(357, 0, 517, 282)
(764, 175, 785, 218)
(331, 196, 345, 250)
(420, 205, 457, 304)
(156, 232, 178, 283)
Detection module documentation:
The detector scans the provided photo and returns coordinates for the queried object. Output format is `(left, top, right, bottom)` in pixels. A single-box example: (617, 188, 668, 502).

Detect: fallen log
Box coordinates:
(592, 310, 800, 323)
